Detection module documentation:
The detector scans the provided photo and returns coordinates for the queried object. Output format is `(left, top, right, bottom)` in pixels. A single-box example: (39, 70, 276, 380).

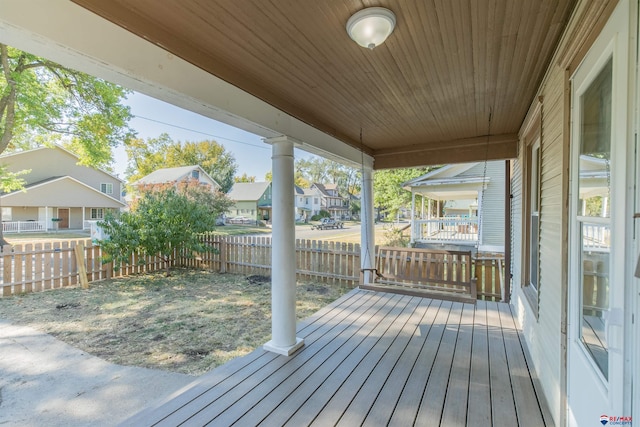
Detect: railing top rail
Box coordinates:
(377, 246, 472, 256)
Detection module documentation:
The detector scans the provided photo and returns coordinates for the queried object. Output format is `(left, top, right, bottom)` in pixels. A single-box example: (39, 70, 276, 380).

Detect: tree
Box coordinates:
(126, 135, 238, 193)
(0, 44, 134, 169)
(0, 165, 30, 245)
(264, 170, 309, 188)
(373, 168, 431, 220)
(98, 184, 233, 276)
(235, 173, 256, 183)
(0, 44, 133, 245)
(293, 157, 360, 195)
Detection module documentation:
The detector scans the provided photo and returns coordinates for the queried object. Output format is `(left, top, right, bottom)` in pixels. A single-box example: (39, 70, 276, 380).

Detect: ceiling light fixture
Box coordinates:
(346, 7, 396, 50)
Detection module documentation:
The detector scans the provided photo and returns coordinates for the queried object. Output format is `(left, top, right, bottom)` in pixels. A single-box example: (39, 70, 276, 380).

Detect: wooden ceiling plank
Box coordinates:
(69, 0, 575, 159)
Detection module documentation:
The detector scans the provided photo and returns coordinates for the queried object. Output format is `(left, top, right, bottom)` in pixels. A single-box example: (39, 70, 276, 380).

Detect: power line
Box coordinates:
(132, 114, 270, 150)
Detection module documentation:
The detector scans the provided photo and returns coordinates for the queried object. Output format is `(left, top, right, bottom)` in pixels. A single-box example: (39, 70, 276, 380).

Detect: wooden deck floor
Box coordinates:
(123, 289, 553, 426)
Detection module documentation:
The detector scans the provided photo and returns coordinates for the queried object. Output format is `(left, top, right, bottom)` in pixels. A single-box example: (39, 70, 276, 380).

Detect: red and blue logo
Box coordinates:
(601, 415, 633, 425)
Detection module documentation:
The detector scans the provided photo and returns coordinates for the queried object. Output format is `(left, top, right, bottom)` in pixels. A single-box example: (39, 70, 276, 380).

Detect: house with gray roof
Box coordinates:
(134, 165, 220, 190)
(294, 185, 322, 222)
(310, 183, 349, 219)
(227, 181, 272, 222)
(0, 145, 125, 232)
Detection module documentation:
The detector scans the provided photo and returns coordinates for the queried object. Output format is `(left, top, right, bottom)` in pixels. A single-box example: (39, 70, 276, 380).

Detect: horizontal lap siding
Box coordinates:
(537, 68, 564, 417)
(511, 157, 523, 297)
(514, 62, 565, 424)
(480, 161, 506, 248)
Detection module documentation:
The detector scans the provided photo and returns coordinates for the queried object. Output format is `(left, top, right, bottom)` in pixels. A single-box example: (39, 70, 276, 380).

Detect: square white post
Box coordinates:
(263, 136, 303, 356)
(410, 191, 416, 244)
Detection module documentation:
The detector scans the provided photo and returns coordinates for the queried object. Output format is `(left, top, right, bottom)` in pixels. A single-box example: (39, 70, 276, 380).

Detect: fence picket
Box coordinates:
(13, 244, 23, 294)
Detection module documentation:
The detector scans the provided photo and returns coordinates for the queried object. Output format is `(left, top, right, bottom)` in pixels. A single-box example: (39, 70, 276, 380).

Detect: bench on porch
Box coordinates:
(361, 246, 477, 304)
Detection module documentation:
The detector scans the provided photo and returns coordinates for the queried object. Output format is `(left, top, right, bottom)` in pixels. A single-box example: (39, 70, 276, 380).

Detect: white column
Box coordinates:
(45, 206, 49, 231)
(410, 191, 416, 244)
(360, 167, 375, 284)
(477, 191, 484, 245)
(421, 196, 425, 219)
(263, 136, 304, 356)
(82, 207, 86, 229)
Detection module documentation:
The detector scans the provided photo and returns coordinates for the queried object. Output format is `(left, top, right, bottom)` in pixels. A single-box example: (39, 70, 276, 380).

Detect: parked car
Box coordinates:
(311, 217, 345, 230)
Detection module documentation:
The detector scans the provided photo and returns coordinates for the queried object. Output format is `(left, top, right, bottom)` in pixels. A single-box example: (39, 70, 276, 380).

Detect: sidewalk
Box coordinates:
(0, 320, 194, 426)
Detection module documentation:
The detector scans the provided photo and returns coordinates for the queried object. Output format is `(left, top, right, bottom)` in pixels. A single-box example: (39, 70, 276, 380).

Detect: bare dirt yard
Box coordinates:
(0, 269, 351, 376)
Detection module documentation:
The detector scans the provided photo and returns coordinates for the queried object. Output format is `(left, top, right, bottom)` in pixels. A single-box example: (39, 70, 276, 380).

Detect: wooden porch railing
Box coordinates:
(2, 221, 47, 233)
(411, 217, 479, 244)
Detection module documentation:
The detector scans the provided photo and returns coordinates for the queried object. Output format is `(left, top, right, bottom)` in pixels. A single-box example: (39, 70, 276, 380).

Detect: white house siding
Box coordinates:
(447, 161, 505, 249)
(476, 161, 505, 249)
(512, 18, 580, 424)
(511, 157, 523, 294)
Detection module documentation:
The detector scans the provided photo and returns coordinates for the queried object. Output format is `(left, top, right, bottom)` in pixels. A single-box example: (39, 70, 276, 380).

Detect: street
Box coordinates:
(262, 222, 395, 244)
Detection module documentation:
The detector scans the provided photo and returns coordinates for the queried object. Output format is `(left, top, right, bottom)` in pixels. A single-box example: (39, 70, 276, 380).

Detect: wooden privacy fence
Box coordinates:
(1, 235, 504, 301)
(178, 235, 362, 284)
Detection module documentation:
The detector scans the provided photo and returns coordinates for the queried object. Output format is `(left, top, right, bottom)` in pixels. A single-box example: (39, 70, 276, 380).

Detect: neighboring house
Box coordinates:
(227, 182, 272, 221)
(403, 161, 505, 252)
(0, 146, 125, 231)
(294, 186, 322, 221)
(310, 183, 349, 219)
(133, 165, 220, 191)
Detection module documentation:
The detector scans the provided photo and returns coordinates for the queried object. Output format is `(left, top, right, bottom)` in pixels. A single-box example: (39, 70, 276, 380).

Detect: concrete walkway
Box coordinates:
(0, 320, 195, 426)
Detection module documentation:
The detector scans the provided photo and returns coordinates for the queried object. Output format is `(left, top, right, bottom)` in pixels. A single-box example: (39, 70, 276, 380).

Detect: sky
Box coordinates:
(114, 92, 313, 180)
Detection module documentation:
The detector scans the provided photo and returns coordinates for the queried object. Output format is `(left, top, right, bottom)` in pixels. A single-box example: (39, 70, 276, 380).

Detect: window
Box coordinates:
(191, 170, 200, 179)
(528, 141, 541, 292)
(305, 198, 309, 205)
(1, 207, 12, 221)
(100, 183, 113, 195)
(90, 208, 104, 219)
(574, 57, 613, 379)
(314, 198, 319, 204)
(522, 103, 542, 312)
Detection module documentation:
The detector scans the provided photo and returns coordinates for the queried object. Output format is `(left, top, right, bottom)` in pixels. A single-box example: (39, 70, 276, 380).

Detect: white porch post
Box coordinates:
(360, 166, 375, 284)
(82, 207, 86, 229)
(45, 206, 49, 231)
(410, 191, 416, 244)
(477, 190, 483, 245)
(421, 196, 425, 219)
(263, 136, 304, 356)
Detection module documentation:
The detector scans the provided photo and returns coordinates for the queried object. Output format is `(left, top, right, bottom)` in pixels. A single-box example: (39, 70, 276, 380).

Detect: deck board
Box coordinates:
(414, 301, 464, 425)
(226, 294, 408, 426)
(387, 300, 452, 426)
(361, 299, 442, 427)
(497, 302, 546, 427)
(441, 303, 475, 427)
(466, 299, 492, 426)
(486, 300, 519, 426)
(121, 289, 554, 427)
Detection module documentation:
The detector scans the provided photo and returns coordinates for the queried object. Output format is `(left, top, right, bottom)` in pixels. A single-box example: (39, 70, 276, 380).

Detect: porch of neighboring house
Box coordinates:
(404, 162, 506, 253)
(124, 289, 552, 427)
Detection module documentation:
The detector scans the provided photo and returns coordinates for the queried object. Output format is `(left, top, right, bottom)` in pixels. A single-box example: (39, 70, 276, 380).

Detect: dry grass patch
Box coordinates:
(0, 269, 351, 375)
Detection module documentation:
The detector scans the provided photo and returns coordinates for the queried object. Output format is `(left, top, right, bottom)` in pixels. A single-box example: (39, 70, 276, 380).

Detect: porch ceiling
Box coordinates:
(71, 0, 575, 169)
